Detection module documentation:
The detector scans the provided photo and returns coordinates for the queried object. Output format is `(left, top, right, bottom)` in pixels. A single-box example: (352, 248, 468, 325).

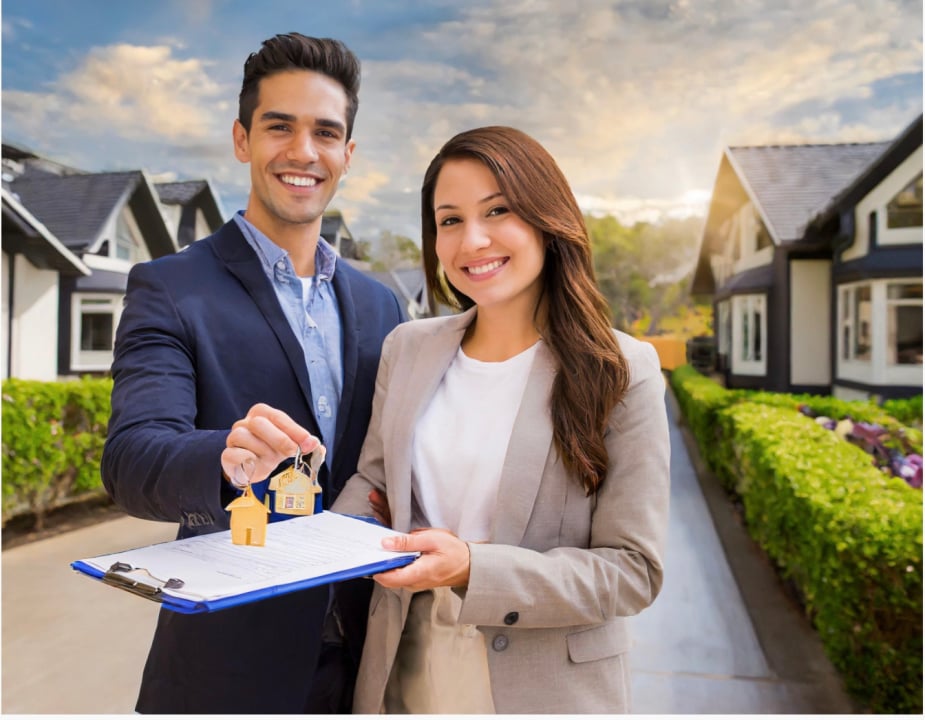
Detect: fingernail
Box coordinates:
(381, 537, 397, 550)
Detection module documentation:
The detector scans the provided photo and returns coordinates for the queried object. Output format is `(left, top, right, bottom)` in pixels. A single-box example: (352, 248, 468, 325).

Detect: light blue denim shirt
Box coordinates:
(233, 211, 343, 462)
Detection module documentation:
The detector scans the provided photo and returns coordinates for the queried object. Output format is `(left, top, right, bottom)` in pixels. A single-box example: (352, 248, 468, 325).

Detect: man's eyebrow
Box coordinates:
(316, 118, 346, 133)
(435, 192, 503, 212)
(259, 111, 297, 123)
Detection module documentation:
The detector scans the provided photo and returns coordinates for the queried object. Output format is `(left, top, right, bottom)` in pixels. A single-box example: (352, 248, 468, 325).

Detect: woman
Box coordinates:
(332, 126, 670, 714)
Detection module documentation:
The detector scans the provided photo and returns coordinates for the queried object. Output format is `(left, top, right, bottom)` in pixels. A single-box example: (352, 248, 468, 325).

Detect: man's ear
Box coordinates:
(344, 138, 356, 173)
(232, 119, 250, 163)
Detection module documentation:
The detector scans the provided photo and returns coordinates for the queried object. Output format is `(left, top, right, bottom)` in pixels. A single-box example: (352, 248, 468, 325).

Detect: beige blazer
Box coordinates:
(332, 307, 671, 714)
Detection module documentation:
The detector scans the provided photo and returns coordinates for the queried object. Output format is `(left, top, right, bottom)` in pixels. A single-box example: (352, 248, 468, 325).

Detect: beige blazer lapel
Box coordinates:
(387, 308, 475, 532)
(490, 342, 556, 546)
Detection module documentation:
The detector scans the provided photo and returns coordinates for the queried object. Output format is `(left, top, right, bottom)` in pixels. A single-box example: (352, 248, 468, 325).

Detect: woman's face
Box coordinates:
(432, 157, 545, 314)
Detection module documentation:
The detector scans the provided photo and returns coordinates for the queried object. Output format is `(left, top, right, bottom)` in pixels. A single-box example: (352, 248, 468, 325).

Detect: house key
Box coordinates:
(267, 444, 325, 516)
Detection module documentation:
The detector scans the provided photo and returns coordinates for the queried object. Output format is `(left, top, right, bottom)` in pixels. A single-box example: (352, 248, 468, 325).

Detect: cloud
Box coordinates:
(3, 43, 232, 146)
(338, 168, 392, 206)
(1, 0, 920, 244)
(337, 0, 921, 239)
(1, 15, 33, 42)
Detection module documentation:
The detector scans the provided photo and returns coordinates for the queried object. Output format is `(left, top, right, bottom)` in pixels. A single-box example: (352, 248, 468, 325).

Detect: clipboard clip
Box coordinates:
(102, 562, 185, 601)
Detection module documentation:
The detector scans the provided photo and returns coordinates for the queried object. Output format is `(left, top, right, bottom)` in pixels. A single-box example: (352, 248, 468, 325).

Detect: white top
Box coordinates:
(410, 341, 541, 541)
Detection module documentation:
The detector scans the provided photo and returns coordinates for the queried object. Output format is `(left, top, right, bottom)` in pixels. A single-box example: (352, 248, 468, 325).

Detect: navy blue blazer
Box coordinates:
(102, 219, 405, 713)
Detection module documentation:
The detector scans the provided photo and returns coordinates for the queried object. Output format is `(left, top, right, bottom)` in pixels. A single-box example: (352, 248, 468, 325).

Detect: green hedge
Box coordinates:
(1, 377, 112, 529)
(670, 365, 923, 713)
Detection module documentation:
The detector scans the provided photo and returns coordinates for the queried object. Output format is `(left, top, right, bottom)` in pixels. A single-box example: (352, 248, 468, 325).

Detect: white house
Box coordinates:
(691, 114, 922, 401)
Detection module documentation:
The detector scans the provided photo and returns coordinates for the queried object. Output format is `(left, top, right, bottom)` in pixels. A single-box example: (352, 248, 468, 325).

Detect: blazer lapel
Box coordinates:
(331, 265, 358, 458)
(490, 342, 557, 546)
(212, 223, 317, 424)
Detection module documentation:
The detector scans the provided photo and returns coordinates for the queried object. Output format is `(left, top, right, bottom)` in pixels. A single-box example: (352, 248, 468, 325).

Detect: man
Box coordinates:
(101, 33, 404, 713)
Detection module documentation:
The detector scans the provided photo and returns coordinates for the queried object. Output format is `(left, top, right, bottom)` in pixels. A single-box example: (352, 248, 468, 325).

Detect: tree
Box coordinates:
(586, 213, 706, 336)
(367, 230, 421, 271)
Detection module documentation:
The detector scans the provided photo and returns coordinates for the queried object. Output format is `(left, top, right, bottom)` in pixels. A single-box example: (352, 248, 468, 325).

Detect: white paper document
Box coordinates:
(72, 512, 417, 613)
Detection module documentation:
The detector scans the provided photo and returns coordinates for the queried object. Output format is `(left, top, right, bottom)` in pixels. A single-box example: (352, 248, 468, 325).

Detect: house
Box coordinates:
(1, 143, 225, 380)
(691, 115, 922, 401)
(321, 209, 361, 260)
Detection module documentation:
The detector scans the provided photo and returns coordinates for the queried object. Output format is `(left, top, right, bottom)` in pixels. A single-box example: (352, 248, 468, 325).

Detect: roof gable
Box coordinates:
(727, 141, 889, 243)
(9, 171, 142, 251)
(9, 171, 176, 257)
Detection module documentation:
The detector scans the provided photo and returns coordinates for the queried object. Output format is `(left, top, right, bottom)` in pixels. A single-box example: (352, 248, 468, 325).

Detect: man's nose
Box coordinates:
(287, 130, 320, 163)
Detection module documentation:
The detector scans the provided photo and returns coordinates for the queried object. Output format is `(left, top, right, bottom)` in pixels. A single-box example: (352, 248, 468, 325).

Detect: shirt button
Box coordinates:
(503, 611, 519, 626)
(491, 634, 509, 652)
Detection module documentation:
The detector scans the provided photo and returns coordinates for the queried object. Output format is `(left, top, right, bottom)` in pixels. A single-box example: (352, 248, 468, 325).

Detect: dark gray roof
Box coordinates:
(361, 268, 424, 304)
(156, 180, 209, 205)
(727, 142, 889, 242)
(321, 212, 352, 239)
(8, 170, 177, 257)
(1, 188, 90, 276)
(9, 171, 142, 251)
(811, 114, 923, 231)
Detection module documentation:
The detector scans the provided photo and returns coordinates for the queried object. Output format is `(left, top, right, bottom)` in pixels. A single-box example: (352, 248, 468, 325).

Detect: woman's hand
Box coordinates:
(221, 403, 319, 487)
(374, 528, 471, 591)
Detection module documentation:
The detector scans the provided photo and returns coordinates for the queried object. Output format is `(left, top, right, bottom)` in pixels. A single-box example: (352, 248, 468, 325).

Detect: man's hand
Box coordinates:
(374, 528, 470, 591)
(221, 403, 320, 486)
(368, 488, 392, 527)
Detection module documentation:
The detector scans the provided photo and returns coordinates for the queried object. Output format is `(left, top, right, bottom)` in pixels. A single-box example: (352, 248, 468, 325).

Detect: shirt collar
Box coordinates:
(233, 210, 338, 281)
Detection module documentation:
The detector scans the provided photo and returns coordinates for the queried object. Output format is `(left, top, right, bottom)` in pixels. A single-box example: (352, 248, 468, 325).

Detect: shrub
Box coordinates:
(882, 395, 924, 429)
(716, 403, 922, 713)
(1, 377, 112, 529)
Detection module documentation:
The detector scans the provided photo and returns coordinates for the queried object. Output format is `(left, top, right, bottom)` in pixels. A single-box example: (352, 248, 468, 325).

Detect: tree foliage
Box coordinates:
(367, 230, 422, 271)
(587, 213, 707, 335)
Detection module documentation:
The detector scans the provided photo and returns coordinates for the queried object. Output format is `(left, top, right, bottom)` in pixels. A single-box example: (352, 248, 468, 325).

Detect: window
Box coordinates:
(755, 210, 772, 251)
(841, 285, 872, 362)
(887, 282, 923, 365)
(740, 295, 764, 362)
(731, 294, 766, 375)
(837, 280, 922, 386)
(71, 294, 122, 371)
(115, 212, 140, 261)
(887, 173, 923, 229)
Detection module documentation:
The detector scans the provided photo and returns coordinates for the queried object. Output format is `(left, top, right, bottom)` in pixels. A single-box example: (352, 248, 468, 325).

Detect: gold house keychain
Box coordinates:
(226, 482, 270, 547)
(268, 444, 325, 516)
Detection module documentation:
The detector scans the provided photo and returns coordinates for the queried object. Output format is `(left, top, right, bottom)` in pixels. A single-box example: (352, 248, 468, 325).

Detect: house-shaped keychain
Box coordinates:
(226, 484, 270, 546)
(268, 445, 325, 516)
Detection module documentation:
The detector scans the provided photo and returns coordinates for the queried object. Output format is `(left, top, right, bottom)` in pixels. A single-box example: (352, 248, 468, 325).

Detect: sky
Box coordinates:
(2, 0, 922, 245)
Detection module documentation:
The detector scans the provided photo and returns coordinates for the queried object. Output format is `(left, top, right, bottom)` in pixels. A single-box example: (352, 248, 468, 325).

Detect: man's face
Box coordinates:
(233, 70, 355, 236)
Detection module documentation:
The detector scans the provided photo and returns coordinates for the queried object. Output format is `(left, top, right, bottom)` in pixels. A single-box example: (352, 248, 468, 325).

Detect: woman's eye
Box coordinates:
(438, 216, 460, 227)
(487, 206, 509, 217)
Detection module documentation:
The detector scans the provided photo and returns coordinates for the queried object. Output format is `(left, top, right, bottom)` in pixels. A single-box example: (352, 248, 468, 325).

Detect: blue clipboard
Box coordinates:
(70, 512, 417, 614)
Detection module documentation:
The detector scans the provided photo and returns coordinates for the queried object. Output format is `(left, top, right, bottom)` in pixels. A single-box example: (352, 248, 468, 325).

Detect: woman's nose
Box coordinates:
(460, 221, 491, 250)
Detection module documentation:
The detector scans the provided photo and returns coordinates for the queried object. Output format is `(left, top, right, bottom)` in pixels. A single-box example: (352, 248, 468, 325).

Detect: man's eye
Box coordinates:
(269, 124, 290, 132)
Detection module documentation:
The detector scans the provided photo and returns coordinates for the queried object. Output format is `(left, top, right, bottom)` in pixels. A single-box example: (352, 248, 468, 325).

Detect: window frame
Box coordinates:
(70, 293, 123, 372)
(837, 279, 922, 386)
(731, 293, 766, 376)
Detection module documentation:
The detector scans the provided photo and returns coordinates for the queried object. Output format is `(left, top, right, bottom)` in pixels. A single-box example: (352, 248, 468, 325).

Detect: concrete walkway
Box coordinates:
(1, 385, 856, 715)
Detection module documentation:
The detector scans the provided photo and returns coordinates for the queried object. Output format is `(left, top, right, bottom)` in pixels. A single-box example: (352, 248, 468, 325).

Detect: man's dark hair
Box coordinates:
(238, 33, 361, 138)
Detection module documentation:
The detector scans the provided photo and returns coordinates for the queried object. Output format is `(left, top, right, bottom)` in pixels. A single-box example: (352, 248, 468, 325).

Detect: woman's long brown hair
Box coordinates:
(421, 126, 630, 494)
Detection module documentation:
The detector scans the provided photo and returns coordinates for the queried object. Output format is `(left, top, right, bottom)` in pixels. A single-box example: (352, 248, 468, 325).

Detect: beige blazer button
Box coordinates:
(492, 634, 509, 652)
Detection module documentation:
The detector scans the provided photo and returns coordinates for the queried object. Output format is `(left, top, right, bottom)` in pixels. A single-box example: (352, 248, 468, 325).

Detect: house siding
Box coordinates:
(790, 259, 831, 387)
(843, 145, 923, 259)
(9, 254, 60, 381)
